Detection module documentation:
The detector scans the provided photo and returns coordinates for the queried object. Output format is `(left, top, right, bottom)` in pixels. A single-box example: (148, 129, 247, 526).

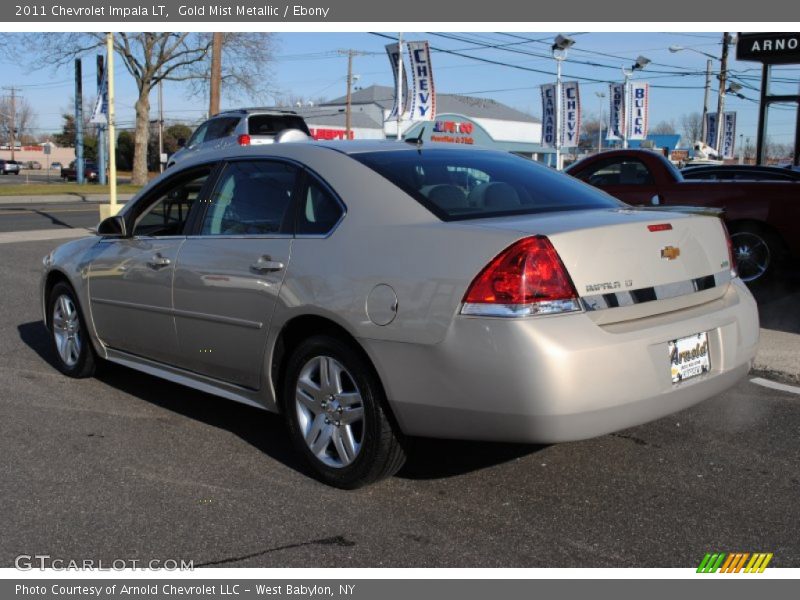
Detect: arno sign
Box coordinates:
(736, 32, 800, 64)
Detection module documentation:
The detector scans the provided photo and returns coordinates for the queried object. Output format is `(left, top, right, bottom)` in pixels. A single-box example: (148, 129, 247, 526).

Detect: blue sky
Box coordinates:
(2, 31, 798, 147)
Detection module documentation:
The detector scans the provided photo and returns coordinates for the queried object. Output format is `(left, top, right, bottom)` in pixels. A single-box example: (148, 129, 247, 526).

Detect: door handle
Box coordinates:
(250, 255, 285, 273)
(147, 253, 171, 269)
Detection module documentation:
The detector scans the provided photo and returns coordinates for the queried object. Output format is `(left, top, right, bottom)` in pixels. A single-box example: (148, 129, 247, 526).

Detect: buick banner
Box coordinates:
(627, 81, 649, 140)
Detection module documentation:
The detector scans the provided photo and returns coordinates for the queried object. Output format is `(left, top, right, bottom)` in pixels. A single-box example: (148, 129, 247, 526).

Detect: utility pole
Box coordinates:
(97, 54, 107, 185)
(701, 59, 712, 144)
(209, 32, 223, 117)
(338, 49, 368, 140)
(158, 78, 164, 173)
(595, 91, 606, 153)
(714, 32, 731, 154)
(2, 87, 21, 161)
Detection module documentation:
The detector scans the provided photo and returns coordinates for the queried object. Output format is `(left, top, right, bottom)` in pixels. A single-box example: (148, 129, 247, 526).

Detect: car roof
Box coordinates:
(213, 108, 301, 117)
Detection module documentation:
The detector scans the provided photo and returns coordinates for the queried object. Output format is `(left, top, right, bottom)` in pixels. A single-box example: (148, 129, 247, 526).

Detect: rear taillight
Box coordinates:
(461, 236, 581, 317)
(238, 134, 251, 146)
(720, 221, 737, 278)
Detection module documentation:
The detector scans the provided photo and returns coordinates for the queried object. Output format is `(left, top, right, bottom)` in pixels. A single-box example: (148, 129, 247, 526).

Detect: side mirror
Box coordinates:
(650, 194, 661, 206)
(98, 215, 128, 238)
(177, 138, 187, 148)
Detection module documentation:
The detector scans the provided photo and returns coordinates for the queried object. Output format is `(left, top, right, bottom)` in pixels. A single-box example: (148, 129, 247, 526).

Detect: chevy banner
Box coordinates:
(541, 83, 557, 147)
(406, 40, 436, 121)
(608, 83, 625, 140)
(561, 81, 581, 147)
(385, 43, 408, 120)
(627, 81, 649, 141)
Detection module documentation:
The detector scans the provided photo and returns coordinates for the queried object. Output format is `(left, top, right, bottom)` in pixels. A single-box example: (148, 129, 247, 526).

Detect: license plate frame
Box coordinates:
(669, 332, 711, 384)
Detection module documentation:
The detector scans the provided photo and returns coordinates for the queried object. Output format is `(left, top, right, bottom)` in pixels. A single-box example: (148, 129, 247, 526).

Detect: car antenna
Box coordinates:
(405, 127, 425, 152)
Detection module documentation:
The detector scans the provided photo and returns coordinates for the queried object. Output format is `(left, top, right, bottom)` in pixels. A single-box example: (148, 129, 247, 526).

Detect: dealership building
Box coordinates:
(295, 85, 553, 161)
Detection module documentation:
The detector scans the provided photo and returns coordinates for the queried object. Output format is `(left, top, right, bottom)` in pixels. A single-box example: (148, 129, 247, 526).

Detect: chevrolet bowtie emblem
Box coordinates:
(661, 246, 681, 260)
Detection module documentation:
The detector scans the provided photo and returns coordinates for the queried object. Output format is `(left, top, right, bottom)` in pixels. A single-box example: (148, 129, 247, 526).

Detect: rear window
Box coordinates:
(248, 115, 310, 136)
(351, 149, 622, 221)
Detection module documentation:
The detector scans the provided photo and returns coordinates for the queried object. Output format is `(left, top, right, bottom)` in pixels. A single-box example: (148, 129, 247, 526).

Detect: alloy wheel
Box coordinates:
(52, 294, 82, 368)
(731, 231, 770, 283)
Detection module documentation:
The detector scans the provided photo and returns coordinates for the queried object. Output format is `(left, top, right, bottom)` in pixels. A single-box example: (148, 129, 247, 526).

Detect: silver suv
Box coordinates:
(167, 108, 310, 168)
(0, 159, 21, 175)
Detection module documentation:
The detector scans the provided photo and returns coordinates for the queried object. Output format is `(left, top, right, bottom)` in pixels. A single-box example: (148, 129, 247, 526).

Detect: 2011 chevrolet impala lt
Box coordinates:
(40, 141, 759, 488)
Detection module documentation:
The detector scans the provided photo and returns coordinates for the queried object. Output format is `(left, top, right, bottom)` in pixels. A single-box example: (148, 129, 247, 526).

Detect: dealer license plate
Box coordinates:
(669, 332, 711, 384)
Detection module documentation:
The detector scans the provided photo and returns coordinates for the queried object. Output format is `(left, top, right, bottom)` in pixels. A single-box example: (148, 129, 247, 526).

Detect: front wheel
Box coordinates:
(47, 282, 97, 378)
(283, 335, 406, 488)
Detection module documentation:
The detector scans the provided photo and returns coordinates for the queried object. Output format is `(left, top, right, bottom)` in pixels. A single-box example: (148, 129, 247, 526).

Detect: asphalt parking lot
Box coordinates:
(1, 236, 799, 568)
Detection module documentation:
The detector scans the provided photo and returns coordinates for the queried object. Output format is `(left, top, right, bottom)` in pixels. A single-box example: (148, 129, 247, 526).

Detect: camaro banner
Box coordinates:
(406, 40, 436, 121)
(608, 83, 625, 140)
(561, 81, 581, 147)
(540, 83, 557, 147)
(627, 81, 649, 140)
(385, 43, 408, 120)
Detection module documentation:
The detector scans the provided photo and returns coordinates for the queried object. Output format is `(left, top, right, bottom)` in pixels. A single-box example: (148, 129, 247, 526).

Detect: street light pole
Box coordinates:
(397, 32, 403, 140)
(107, 32, 117, 215)
(702, 59, 712, 143)
(620, 56, 650, 150)
(595, 91, 605, 153)
(551, 35, 574, 170)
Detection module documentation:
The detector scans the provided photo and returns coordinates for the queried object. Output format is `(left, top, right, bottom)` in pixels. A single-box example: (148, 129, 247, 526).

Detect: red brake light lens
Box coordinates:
(238, 134, 251, 146)
(461, 236, 580, 317)
(647, 223, 673, 232)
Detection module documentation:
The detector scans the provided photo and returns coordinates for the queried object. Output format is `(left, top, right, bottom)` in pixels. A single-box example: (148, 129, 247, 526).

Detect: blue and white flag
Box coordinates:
(385, 43, 408, 120)
(90, 69, 108, 125)
(561, 81, 581, 148)
(406, 41, 436, 121)
(607, 83, 625, 140)
(627, 81, 649, 141)
(540, 83, 557, 147)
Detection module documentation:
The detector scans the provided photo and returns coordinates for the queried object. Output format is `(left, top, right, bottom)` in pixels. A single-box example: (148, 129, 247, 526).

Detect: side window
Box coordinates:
(133, 170, 210, 237)
(296, 177, 344, 235)
(580, 159, 654, 186)
(187, 122, 210, 147)
(201, 161, 298, 236)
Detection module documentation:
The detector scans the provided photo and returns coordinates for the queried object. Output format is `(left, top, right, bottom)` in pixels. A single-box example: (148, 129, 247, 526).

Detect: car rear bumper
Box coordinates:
(363, 278, 759, 444)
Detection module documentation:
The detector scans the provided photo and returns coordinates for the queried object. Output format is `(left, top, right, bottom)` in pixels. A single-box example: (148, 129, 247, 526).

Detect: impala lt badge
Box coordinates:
(661, 246, 681, 260)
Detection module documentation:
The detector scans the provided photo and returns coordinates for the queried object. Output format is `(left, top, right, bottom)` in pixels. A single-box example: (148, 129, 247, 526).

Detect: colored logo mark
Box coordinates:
(697, 552, 773, 573)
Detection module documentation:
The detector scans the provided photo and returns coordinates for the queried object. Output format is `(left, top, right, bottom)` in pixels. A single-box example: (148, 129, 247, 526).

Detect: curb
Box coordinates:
(0, 194, 133, 205)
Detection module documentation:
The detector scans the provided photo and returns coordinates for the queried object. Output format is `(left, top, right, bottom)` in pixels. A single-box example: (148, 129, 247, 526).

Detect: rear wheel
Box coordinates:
(47, 282, 97, 378)
(283, 335, 406, 488)
(730, 224, 778, 283)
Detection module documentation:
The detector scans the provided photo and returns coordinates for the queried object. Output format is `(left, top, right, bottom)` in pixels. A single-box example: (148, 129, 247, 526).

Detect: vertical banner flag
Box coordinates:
(406, 41, 436, 121)
(721, 111, 737, 159)
(608, 83, 625, 140)
(385, 43, 408, 120)
(540, 83, 557, 147)
(705, 113, 718, 148)
(561, 81, 581, 147)
(627, 82, 649, 141)
(90, 68, 108, 124)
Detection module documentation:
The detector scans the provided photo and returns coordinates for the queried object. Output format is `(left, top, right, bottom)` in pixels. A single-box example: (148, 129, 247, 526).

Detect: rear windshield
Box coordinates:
(248, 115, 310, 136)
(352, 149, 623, 221)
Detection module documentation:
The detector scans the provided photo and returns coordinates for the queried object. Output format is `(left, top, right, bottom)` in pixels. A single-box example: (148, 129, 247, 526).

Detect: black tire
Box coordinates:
(282, 335, 406, 489)
(47, 281, 97, 378)
(729, 223, 781, 284)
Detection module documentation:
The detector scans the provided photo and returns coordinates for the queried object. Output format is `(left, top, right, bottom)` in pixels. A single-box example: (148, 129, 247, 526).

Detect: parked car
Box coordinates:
(61, 160, 99, 182)
(41, 141, 758, 488)
(27, 160, 43, 170)
(682, 164, 800, 182)
(167, 108, 310, 168)
(0, 159, 21, 175)
(566, 149, 800, 282)
(51, 162, 63, 170)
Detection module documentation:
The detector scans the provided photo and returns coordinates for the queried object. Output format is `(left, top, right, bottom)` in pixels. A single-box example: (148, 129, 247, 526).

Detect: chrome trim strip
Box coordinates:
(582, 270, 733, 311)
(92, 298, 263, 329)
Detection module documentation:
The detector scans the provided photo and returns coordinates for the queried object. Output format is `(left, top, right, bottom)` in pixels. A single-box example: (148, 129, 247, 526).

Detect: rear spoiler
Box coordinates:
(634, 205, 725, 219)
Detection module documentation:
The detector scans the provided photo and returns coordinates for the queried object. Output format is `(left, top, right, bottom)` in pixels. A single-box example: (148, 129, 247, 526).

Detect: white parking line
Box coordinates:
(0, 228, 93, 244)
(750, 377, 800, 395)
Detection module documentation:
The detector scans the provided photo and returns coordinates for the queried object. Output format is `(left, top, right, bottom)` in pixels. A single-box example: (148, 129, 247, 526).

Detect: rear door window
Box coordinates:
(577, 158, 655, 186)
(296, 176, 344, 235)
(206, 117, 240, 141)
(200, 160, 299, 236)
(352, 149, 622, 221)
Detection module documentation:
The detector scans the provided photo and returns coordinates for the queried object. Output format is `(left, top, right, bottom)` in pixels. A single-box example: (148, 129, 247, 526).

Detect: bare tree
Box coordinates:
(680, 112, 703, 146)
(0, 95, 37, 146)
(274, 93, 330, 108)
(650, 119, 677, 135)
(20, 32, 275, 185)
